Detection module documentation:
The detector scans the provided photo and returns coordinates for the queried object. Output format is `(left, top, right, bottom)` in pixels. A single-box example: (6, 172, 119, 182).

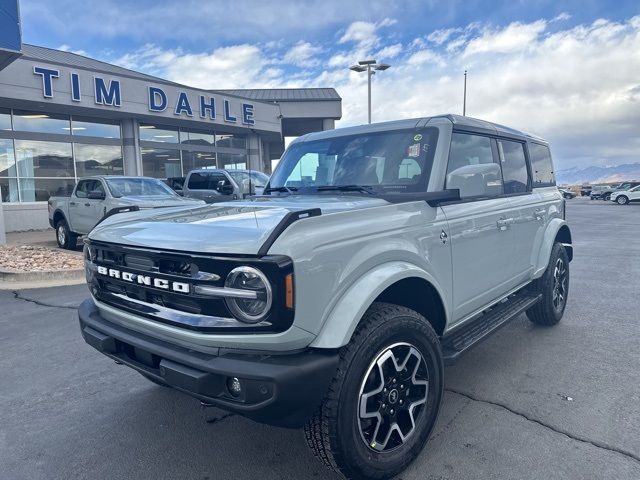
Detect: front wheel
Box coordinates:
(616, 196, 629, 205)
(304, 303, 443, 480)
(55, 219, 77, 250)
(527, 242, 569, 326)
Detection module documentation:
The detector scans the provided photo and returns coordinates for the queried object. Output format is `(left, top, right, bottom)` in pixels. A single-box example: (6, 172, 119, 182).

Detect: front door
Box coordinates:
(74, 180, 106, 233)
(440, 132, 520, 325)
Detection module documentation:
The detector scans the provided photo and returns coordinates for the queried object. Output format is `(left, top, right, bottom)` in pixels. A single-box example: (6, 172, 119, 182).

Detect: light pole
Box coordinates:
(349, 59, 390, 124)
(463, 70, 468, 116)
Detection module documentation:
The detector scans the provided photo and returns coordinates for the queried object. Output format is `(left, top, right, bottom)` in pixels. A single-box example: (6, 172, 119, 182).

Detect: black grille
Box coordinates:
(86, 240, 294, 333)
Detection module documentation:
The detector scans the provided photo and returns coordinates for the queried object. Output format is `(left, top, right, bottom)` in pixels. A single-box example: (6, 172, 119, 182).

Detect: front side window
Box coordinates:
(498, 139, 529, 194)
(528, 142, 555, 186)
(75, 180, 94, 198)
(445, 133, 502, 199)
(269, 128, 438, 194)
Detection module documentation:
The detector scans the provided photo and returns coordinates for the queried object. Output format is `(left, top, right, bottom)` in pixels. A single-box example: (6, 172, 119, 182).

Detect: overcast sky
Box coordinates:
(20, 0, 640, 170)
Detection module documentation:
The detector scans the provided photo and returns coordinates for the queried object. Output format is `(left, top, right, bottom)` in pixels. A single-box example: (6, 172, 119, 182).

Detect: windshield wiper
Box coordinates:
(316, 185, 377, 195)
(263, 185, 298, 194)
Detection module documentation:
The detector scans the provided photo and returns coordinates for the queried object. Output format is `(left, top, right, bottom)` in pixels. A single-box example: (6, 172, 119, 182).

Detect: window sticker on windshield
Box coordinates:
(413, 133, 423, 141)
(407, 143, 420, 157)
(422, 143, 431, 153)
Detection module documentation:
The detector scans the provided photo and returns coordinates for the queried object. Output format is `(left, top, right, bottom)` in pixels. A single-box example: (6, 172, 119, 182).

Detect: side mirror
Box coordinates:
(220, 184, 234, 195)
(88, 190, 106, 200)
(446, 163, 502, 198)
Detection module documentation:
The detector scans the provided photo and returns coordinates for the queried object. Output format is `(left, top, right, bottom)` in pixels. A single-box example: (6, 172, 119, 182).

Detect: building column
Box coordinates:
(121, 118, 141, 176)
(322, 119, 335, 131)
(246, 133, 262, 173)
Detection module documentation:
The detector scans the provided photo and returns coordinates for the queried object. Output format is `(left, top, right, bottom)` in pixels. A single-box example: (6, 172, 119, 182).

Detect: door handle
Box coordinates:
(69, 201, 77, 206)
(84, 203, 91, 207)
(497, 217, 513, 231)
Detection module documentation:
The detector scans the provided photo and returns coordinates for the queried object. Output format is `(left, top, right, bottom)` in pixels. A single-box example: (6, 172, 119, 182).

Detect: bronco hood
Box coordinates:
(89, 196, 389, 255)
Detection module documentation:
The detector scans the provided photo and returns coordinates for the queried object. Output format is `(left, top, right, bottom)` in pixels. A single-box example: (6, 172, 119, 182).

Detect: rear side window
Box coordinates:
(529, 143, 555, 186)
(497, 139, 529, 194)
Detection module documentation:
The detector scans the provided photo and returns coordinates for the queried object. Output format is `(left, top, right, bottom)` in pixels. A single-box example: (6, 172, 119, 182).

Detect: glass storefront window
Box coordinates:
(71, 117, 121, 138)
(0, 108, 11, 131)
(14, 140, 74, 177)
(12, 110, 70, 134)
(182, 151, 216, 172)
(139, 123, 179, 143)
(0, 178, 19, 202)
(19, 178, 76, 202)
(0, 139, 16, 177)
(182, 129, 214, 146)
(75, 144, 124, 177)
(141, 148, 182, 178)
(216, 133, 246, 149)
(218, 153, 247, 170)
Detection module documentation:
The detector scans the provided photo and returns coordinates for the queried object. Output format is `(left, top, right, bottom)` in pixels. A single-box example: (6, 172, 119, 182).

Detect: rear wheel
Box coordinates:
(616, 195, 629, 205)
(55, 219, 77, 250)
(304, 303, 443, 480)
(527, 242, 569, 326)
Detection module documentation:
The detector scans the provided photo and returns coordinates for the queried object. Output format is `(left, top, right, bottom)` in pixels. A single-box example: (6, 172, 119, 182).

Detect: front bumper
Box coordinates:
(79, 299, 338, 428)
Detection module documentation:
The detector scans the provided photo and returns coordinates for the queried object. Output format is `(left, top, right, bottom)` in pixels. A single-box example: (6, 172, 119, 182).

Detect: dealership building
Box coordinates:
(0, 8, 341, 232)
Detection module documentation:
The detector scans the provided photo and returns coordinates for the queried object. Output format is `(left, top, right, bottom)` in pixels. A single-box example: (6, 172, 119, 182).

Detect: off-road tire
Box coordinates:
(526, 242, 569, 326)
(55, 218, 77, 250)
(304, 302, 444, 480)
(616, 195, 629, 205)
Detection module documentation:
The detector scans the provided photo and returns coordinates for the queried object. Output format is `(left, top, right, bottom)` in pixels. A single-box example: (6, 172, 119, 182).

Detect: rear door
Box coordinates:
(440, 132, 519, 325)
(68, 180, 92, 232)
(496, 138, 540, 284)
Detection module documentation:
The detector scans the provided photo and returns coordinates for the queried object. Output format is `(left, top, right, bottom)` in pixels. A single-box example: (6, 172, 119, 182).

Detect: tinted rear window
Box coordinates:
(529, 143, 555, 186)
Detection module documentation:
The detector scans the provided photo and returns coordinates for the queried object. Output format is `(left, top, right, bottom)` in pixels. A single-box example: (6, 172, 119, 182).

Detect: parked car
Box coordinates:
(164, 176, 186, 195)
(598, 181, 640, 201)
(182, 168, 269, 203)
(610, 185, 640, 205)
(78, 115, 572, 480)
(589, 185, 609, 200)
(558, 187, 576, 199)
(48, 176, 205, 249)
(579, 184, 592, 196)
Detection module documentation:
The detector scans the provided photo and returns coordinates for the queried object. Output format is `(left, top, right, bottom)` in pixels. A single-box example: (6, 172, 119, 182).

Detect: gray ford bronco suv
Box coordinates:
(78, 114, 572, 479)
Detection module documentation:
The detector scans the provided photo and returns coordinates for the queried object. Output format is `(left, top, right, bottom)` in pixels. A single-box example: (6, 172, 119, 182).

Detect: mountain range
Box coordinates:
(556, 163, 640, 185)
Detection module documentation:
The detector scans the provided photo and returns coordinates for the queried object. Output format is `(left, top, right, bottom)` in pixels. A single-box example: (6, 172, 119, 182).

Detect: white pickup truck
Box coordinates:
(48, 176, 204, 249)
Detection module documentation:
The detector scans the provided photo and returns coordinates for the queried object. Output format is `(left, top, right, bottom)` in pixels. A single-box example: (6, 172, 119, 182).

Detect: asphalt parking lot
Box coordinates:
(1, 196, 639, 479)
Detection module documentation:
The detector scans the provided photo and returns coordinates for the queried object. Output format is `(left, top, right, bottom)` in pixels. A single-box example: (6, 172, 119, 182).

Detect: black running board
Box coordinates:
(441, 292, 541, 365)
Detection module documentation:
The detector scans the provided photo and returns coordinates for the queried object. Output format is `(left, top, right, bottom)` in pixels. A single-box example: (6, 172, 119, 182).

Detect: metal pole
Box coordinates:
(463, 70, 467, 116)
(367, 64, 372, 124)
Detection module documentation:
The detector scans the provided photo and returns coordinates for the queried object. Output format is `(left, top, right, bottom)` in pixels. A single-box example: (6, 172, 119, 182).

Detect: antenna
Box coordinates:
(463, 70, 468, 116)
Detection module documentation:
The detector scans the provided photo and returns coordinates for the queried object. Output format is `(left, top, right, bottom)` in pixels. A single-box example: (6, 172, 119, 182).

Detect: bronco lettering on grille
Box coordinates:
(96, 266, 190, 293)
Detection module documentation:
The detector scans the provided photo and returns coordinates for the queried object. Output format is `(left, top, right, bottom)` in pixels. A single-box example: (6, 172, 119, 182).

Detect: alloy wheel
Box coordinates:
(552, 258, 567, 311)
(358, 342, 429, 452)
(57, 225, 66, 245)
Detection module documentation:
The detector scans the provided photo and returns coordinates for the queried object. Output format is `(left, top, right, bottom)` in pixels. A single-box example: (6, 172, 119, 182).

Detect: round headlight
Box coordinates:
(224, 266, 272, 323)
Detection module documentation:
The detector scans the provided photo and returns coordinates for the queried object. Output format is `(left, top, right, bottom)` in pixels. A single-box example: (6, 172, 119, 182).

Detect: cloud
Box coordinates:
(283, 41, 323, 67)
(103, 15, 640, 170)
(376, 43, 403, 59)
(464, 20, 547, 55)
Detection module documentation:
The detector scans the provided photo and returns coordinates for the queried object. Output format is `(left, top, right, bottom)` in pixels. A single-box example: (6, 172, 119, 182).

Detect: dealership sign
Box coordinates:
(32, 65, 255, 125)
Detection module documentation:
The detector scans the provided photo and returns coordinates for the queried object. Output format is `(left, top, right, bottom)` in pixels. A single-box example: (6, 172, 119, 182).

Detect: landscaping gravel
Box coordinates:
(0, 245, 84, 273)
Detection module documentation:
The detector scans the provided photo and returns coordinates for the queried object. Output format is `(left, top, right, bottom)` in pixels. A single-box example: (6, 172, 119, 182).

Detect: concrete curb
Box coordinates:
(0, 268, 84, 283)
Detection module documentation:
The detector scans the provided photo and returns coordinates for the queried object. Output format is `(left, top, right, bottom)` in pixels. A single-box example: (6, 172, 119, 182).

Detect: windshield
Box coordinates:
(268, 128, 439, 195)
(228, 170, 270, 187)
(106, 178, 178, 197)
